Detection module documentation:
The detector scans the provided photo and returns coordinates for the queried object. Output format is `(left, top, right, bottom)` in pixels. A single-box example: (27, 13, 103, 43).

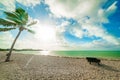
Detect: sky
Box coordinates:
(0, 0, 120, 50)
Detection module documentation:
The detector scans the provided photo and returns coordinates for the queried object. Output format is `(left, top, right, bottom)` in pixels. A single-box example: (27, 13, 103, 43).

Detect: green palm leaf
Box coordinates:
(15, 8, 26, 15)
(15, 8, 28, 24)
(4, 12, 19, 19)
(0, 18, 17, 26)
(4, 8, 28, 25)
(5, 12, 22, 24)
(0, 28, 16, 32)
(27, 29, 35, 34)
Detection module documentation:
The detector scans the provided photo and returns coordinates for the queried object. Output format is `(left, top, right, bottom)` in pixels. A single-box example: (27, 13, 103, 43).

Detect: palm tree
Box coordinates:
(0, 7, 37, 62)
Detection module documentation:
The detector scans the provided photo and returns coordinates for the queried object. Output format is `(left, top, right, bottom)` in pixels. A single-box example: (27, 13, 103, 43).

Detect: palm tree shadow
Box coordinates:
(96, 63, 120, 72)
(0, 61, 13, 64)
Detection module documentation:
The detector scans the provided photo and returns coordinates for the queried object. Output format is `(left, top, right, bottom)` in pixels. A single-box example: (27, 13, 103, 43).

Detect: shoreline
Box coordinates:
(1, 51, 120, 60)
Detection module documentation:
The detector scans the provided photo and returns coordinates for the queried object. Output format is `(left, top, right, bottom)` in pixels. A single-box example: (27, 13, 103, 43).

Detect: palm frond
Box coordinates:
(27, 29, 35, 34)
(0, 7, 36, 33)
(4, 12, 19, 19)
(5, 12, 22, 24)
(15, 8, 26, 15)
(0, 28, 16, 32)
(0, 18, 17, 26)
(4, 8, 28, 25)
(21, 12, 28, 25)
(16, 8, 28, 24)
(6, 16, 22, 24)
(27, 21, 37, 27)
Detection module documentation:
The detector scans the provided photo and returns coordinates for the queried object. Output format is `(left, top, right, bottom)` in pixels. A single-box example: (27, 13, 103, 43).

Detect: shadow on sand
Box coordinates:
(94, 63, 120, 72)
(0, 59, 13, 64)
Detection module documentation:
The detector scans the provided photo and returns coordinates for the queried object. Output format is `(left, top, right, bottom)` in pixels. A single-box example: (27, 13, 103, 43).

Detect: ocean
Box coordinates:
(13, 50, 120, 59)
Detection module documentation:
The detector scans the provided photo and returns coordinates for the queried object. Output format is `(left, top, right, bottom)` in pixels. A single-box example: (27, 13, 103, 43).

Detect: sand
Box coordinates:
(0, 51, 120, 80)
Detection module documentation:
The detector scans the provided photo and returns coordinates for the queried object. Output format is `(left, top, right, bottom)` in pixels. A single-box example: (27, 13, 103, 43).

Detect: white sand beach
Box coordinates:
(0, 52, 120, 80)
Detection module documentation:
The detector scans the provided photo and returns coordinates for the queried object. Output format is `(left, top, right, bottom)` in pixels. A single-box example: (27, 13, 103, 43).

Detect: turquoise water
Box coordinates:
(14, 50, 120, 59)
(52, 51, 120, 59)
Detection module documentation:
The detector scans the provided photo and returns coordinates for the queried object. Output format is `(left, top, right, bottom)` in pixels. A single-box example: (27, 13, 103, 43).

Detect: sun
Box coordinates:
(32, 21, 60, 50)
(34, 25, 56, 43)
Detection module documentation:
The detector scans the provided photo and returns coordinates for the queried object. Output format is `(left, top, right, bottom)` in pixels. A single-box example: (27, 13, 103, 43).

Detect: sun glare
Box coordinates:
(40, 51, 50, 55)
(35, 51, 50, 55)
(31, 22, 61, 50)
(35, 26, 56, 42)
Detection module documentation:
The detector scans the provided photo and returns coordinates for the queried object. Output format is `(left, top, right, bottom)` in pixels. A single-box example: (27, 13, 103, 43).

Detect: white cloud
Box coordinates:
(46, 0, 119, 49)
(0, 32, 14, 48)
(98, 9, 109, 23)
(79, 16, 119, 45)
(0, 0, 15, 12)
(106, 1, 117, 13)
(46, 0, 107, 18)
(88, 39, 120, 50)
(71, 22, 119, 45)
(98, 1, 117, 23)
(0, 0, 41, 12)
(16, 0, 41, 7)
(71, 28, 84, 38)
(56, 17, 119, 49)
(63, 38, 120, 50)
(57, 21, 70, 33)
(46, 0, 117, 24)
(65, 24, 85, 39)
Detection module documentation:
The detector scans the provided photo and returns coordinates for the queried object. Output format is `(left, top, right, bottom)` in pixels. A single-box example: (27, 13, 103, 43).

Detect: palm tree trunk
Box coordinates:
(5, 30, 22, 62)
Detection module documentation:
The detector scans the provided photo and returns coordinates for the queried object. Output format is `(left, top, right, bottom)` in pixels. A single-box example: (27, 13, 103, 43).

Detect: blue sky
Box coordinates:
(0, 0, 120, 50)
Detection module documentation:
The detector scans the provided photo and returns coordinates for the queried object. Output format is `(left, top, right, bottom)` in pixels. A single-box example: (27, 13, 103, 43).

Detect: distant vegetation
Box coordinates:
(0, 48, 42, 51)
